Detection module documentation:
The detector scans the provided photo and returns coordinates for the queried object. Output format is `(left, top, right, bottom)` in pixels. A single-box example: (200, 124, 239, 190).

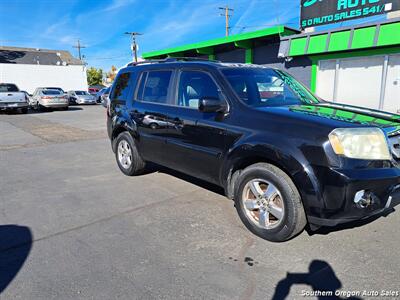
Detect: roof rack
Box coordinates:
(127, 56, 220, 67)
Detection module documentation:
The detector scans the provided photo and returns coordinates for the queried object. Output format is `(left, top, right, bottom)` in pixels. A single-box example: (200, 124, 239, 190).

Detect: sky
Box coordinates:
(0, 0, 386, 72)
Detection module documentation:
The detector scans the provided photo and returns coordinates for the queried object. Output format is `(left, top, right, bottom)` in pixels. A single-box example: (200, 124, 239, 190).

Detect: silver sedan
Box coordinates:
(68, 90, 97, 105)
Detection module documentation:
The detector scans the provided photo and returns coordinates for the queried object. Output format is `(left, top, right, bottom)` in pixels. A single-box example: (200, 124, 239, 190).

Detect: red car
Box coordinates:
(88, 88, 100, 95)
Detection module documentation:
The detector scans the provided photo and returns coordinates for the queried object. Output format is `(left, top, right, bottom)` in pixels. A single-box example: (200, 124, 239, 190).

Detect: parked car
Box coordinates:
(67, 90, 96, 105)
(100, 87, 110, 107)
(88, 87, 100, 95)
(31, 88, 69, 111)
(0, 83, 29, 113)
(106, 58, 400, 242)
(95, 88, 107, 103)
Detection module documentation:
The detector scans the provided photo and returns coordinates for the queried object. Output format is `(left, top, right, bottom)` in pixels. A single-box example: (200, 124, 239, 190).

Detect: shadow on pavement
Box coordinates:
(272, 260, 362, 300)
(0, 225, 33, 294)
(144, 162, 226, 196)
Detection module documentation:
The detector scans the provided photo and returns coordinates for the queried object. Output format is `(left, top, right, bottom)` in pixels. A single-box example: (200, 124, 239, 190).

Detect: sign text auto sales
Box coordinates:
(300, 0, 400, 28)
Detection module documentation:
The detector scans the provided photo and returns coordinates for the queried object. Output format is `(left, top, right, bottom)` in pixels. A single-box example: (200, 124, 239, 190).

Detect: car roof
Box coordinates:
(120, 58, 275, 73)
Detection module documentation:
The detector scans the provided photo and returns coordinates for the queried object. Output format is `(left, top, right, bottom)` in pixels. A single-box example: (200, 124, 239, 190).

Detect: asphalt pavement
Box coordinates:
(1, 105, 399, 299)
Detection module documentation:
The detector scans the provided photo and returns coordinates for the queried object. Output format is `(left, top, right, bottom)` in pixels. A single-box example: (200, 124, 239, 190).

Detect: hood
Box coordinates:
(258, 102, 400, 136)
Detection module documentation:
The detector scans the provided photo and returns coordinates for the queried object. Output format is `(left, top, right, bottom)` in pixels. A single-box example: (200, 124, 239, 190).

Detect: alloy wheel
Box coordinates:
(117, 140, 132, 169)
(242, 179, 285, 229)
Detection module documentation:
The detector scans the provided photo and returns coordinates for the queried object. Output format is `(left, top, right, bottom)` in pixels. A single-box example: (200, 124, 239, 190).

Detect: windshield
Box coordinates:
(221, 68, 320, 107)
(0, 84, 19, 92)
(42, 90, 62, 95)
(75, 91, 89, 95)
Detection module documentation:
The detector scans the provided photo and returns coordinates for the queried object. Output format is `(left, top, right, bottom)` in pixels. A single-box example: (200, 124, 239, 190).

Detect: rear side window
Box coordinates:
(136, 70, 172, 104)
(111, 72, 132, 101)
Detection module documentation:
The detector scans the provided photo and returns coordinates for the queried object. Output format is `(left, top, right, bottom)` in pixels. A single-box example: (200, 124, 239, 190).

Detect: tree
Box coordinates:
(106, 65, 118, 83)
(87, 67, 103, 86)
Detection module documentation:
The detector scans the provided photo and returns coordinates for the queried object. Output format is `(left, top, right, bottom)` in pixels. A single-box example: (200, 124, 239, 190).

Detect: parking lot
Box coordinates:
(1, 106, 399, 299)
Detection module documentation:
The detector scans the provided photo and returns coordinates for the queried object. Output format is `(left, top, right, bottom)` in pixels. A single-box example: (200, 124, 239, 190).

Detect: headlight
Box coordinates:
(328, 128, 391, 160)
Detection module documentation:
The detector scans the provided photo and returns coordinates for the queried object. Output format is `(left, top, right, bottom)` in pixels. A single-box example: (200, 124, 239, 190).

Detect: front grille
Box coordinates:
(388, 135, 400, 161)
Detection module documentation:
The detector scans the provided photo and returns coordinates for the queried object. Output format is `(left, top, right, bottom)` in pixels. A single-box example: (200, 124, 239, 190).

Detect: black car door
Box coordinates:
(163, 69, 229, 184)
(128, 69, 177, 164)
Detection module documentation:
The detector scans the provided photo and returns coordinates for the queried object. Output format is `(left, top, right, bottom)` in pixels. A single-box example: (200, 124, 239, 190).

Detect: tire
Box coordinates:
(36, 102, 42, 111)
(115, 132, 146, 176)
(149, 123, 158, 130)
(234, 163, 306, 242)
(20, 108, 28, 114)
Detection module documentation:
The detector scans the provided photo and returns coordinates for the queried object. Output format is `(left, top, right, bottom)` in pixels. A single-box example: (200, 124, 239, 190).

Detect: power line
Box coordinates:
(124, 32, 142, 63)
(72, 39, 86, 61)
(218, 5, 234, 36)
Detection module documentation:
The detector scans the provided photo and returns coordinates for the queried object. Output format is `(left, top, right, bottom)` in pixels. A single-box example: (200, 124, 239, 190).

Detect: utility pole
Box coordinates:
(73, 39, 86, 61)
(219, 5, 234, 36)
(124, 32, 142, 63)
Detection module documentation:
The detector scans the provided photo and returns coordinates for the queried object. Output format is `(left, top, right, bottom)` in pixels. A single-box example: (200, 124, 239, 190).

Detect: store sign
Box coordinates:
(300, 0, 400, 28)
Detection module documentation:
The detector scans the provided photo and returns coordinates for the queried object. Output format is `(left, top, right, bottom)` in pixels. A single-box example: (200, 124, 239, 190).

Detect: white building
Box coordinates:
(0, 46, 88, 94)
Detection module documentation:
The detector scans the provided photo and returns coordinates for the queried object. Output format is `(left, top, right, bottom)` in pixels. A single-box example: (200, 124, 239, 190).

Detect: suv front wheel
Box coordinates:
(115, 132, 146, 176)
(234, 163, 306, 242)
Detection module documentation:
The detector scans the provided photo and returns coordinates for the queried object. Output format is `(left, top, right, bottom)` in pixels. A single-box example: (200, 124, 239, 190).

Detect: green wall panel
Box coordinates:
(289, 37, 307, 56)
(328, 31, 351, 52)
(351, 27, 375, 49)
(307, 35, 327, 54)
(377, 23, 400, 46)
(245, 48, 253, 64)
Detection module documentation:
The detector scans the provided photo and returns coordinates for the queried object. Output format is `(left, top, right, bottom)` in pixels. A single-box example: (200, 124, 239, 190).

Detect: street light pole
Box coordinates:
(124, 32, 142, 63)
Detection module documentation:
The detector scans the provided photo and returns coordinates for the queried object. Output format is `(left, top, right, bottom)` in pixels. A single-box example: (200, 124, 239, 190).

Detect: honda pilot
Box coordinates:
(107, 58, 400, 242)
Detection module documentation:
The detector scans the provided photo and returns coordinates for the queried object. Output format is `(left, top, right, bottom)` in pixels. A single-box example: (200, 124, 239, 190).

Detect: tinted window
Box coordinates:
(177, 71, 220, 108)
(42, 90, 62, 95)
(75, 91, 89, 95)
(46, 87, 64, 93)
(222, 68, 319, 107)
(136, 72, 147, 100)
(111, 72, 132, 101)
(140, 71, 172, 104)
(0, 84, 19, 92)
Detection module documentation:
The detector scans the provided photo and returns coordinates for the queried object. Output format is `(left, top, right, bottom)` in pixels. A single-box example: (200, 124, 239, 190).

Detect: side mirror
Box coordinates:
(198, 97, 227, 113)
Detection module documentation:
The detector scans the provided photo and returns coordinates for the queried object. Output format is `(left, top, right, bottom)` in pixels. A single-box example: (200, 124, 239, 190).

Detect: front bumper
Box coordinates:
(0, 102, 29, 110)
(307, 165, 400, 227)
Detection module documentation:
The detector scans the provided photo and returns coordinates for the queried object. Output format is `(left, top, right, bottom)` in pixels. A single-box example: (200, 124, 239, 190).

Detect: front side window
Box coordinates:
(222, 68, 319, 107)
(177, 71, 221, 108)
(111, 72, 132, 101)
(137, 70, 172, 104)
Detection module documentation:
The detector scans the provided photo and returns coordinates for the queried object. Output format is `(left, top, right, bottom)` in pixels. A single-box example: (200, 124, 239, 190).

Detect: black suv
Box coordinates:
(107, 58, 400, 242)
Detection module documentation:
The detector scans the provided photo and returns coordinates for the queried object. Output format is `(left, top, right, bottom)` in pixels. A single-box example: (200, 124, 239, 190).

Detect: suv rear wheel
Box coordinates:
(234, 163, 306, 242)
(115, 132, 146, 176)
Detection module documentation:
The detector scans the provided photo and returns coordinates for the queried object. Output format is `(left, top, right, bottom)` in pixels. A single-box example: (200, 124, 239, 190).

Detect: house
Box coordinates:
(0, 46, 88, 94)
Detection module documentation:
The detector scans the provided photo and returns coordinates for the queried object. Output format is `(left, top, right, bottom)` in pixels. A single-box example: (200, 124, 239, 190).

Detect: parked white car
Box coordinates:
(0, 83, 29, 113)
(68, 90, 96, 105)
(31, 88, 69, 111)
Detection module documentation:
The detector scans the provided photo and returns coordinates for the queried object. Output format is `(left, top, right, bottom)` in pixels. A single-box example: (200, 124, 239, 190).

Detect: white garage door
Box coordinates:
(383, 55, 400, 113)
(316, 54, 400, 113)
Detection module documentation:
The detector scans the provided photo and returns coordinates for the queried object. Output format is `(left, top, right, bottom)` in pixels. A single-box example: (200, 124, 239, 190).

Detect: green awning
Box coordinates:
(142, 26, 298, 59)
(280, 19, 400, 57)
